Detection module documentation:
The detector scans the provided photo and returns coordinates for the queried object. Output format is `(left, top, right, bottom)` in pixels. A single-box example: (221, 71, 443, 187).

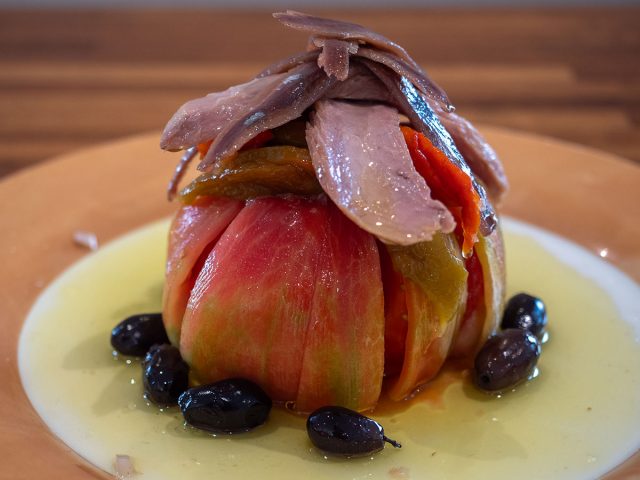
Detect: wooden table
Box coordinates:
(0, 8, 639, 178)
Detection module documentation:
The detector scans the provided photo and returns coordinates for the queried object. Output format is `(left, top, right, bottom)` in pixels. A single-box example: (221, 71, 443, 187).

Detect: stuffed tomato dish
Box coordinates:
(160, 11, 508, 414)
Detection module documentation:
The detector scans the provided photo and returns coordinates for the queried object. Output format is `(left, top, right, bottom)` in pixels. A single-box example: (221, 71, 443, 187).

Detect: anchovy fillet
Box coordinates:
(306, 99, 455, 245)
(199, 62, 337, 171)
(255, 50, 319, 78)
(314, 38, 358, 81)
(362, 59, 496, 235)
(160, 73, 289, 151)
(160, 11, 504, 241)
(355, 47, 451, 110)
(273, 10, 422, 72)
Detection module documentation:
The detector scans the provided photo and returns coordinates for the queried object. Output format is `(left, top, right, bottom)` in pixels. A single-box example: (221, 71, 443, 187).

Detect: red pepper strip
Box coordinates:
(401, 126, 481, 256)
(197, 140, 213, 158)
(239, 130, 275, 151)
(196, 130, 275, 159)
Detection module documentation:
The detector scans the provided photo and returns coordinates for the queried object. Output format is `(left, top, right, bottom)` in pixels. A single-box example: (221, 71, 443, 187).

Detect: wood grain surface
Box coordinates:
(0, 7, 639, 179)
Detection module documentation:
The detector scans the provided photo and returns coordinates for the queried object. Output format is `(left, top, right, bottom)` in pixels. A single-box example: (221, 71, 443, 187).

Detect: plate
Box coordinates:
(1, 126, 639, 479)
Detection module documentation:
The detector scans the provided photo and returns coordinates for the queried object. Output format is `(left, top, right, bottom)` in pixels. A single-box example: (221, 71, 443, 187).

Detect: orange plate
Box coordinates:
(0, 126, 638, 479)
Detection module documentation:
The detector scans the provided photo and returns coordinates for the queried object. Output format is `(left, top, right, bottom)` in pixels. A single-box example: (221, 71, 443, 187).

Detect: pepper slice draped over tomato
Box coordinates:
(401, 126, 481, 257)
(180, 146, 322, 203)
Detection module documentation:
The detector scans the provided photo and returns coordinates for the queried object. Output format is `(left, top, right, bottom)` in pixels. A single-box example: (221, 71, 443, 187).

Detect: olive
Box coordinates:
(142, 344, 189, 406)
(501, 293, 547, 339)
(178, 378, 272, 433)
(473, 329, 541, 392)
(306, 406, 401, 457)
(110, 313, 169, 356)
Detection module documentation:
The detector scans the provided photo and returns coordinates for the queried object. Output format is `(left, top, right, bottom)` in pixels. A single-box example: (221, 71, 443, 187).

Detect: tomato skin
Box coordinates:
(450, 247, 486, 359)
(379, 242, 408, 378)
(170, 195, 385, 413)
(162, 197, 243, 345)
(464, 250, 485, 319)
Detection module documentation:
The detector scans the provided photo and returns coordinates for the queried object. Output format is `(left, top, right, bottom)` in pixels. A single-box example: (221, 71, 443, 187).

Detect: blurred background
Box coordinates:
(2, 0, 640, 5)
(0, 3, 638, 178)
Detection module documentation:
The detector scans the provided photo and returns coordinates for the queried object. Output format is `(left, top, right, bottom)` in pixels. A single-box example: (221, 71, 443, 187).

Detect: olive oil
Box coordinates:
(18, 219, 640, 480)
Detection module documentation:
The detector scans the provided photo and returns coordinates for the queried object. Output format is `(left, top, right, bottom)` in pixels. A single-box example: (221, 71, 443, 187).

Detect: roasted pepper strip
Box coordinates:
(197, 140, 213, 158)
(180, 145, 322, 203)
(401, 126, 481, 256)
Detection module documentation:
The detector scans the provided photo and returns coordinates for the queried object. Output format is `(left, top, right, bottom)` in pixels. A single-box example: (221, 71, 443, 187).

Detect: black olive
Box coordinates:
(501, 293, 548, 339)
(306, 406, 401, 457)
(178, 378, 272, 433)
(473, 329, 541, 392)
(142, 344, 189, 406)
(111, 313, 170, 356)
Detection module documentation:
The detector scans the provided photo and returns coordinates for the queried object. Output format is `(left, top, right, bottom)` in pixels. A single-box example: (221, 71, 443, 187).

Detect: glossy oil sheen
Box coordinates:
(18, 218, 640, 480)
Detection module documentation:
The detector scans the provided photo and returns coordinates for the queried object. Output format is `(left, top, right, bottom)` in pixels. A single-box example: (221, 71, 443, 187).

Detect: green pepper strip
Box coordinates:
(180, 146, 322, 203)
